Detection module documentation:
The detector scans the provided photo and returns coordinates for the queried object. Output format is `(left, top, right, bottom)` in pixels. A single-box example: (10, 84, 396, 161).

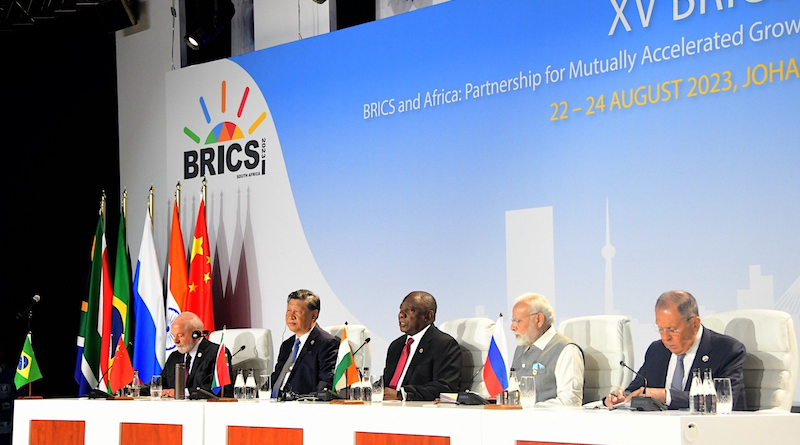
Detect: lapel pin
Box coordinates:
(419, 348, 424, 354)
(702, 355, 709, 362)
(311, 340, 315, 345)
(197, 352, 202, 358)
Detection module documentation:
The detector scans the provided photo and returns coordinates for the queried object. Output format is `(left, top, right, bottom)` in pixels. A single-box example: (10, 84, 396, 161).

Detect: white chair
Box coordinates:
(324, 324, 372, 376)
(439, 317, 495, 396)
(703, 309, 798, 411)
(557, 315, 634, 405)
(208, 328, 274, 380)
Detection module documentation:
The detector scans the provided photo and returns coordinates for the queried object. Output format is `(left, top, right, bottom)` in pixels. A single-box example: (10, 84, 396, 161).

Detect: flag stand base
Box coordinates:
(207, 397, 238, 402)
(330, 399, 364, 405)
(18, 396, 43, 400)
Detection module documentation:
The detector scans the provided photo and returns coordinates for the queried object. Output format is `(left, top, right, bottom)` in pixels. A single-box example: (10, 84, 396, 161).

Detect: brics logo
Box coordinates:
(182, 81, 267, 179)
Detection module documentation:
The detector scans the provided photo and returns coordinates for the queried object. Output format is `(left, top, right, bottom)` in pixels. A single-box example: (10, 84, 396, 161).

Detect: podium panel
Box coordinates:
(30, 420, 85, 445)
(227, 426, 302, 445)
(356, 431, 450, 445)
(120, 423, 182, 445)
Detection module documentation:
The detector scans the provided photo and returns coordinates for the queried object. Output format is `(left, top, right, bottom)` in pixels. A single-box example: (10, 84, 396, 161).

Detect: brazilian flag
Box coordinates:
(15, 333, 43, 390)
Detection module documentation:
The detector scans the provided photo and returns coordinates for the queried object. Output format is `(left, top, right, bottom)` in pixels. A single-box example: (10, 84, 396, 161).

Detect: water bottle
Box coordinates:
(703, 368, 717, 414)
(360, 367, 371, 402)
(689, 368, 704, 414)
(506, 368, 520, 405)
(245, 368, 257, 400)
(234, 369, 245, 399)
(131, 370, 142, 398)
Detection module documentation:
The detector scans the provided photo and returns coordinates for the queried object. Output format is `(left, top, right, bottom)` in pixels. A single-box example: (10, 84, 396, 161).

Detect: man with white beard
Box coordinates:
(510, 293, 584, 406)
(161, 311, 230, 398)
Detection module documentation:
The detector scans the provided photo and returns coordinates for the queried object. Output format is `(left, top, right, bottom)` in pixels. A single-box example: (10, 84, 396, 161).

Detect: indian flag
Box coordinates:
(211, 330, 230, 395)
(332, 327, 359, 392)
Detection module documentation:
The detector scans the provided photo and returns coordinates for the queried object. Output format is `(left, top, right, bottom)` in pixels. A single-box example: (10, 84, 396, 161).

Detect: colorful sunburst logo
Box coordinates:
(183, 80, 267, 144)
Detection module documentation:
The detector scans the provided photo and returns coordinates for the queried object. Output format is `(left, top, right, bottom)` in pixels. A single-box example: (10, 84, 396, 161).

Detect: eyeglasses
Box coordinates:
(654, 316, 698, 335)
(511, 312, 541, 325)
(654, 325, 682, 335)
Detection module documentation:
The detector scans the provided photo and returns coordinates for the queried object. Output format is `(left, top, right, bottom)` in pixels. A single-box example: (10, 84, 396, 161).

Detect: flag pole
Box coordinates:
(175, 181, 181, 217)
(100, 191, 107, 231)
(201, 177, 207, 203)
(148, 186, 154, 225)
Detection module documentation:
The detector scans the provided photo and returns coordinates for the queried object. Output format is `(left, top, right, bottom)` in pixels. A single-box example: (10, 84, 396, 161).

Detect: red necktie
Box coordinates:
(185, 354, 192, 380)
(389, 337, 414, 389)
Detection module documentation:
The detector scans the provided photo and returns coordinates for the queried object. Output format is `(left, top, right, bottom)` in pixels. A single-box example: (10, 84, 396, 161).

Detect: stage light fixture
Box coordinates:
(184, 0, 235, 50)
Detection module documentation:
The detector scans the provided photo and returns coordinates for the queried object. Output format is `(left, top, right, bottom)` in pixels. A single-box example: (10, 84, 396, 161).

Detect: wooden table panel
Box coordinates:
(227, 426, 303, 445)
(30, 420, 85, 445)
(356, 431, 450, 445)
(120, 423, 182, 445)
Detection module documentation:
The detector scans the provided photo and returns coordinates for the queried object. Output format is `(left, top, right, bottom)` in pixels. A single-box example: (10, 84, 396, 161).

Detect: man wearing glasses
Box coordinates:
(510, 293, 584, 406)
(605, 290, 746, 410)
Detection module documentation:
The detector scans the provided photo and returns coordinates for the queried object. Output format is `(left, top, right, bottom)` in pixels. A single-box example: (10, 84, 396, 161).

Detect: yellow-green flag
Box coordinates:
(15, 333, 43, 390)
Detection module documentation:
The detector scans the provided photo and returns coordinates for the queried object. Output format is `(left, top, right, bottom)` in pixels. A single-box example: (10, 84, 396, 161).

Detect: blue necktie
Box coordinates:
(671, 354, 686, 390)
(273, 338, 301, 398)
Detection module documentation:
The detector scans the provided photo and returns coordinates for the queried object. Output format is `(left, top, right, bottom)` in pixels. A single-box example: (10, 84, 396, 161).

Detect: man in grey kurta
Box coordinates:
(510, 293, 584, 406)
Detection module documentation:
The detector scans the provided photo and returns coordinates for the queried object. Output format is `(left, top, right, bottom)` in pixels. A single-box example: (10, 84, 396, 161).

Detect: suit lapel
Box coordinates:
(287, 325, 319, 381)
(405, 325, 433, 377)
(683, 327, 712, 391)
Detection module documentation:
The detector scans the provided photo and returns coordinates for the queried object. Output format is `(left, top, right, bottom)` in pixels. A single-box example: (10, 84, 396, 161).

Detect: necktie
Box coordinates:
(671, 354, 685, 390)
(388, 337, 415, 389)
(289, 338, 301, 367)
(185, 353, 192, 380)
(272, 338, 302, 398)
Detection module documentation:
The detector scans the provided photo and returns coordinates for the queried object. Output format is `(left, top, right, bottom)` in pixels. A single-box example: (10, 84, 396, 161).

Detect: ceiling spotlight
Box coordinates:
(312, 0, 327, 4)
(184, 0, 235, 50)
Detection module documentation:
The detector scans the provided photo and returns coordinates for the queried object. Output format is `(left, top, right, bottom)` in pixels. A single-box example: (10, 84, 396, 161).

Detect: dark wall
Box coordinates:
(0, 24, 121, 412)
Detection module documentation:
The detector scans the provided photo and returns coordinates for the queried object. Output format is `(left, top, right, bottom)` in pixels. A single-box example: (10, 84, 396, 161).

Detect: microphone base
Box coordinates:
(631, 396, 668, 411)
(87, 389, 114, 400)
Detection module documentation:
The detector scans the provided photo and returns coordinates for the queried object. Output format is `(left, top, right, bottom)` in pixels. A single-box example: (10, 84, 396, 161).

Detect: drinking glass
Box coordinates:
(150, 375, 162, 400)
(714, 378, 732, 414)
(258, 373, 272, 402)
(371, 375, 384, 403)
(519, 376, 536, 408)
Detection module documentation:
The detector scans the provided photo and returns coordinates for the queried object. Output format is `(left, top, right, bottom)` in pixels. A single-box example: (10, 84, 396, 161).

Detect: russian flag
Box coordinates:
(483, 315, 509, 398)
(132, 210, 167, 383)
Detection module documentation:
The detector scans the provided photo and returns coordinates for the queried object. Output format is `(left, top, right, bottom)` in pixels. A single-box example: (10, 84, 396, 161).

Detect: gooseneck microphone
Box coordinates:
(16, 294, 41, 319)
(619, 360, 647, 396)
(230, 345, 246, 359)
(352, 338, 371, 379)
(353, 338, 370, 356)
(619, 360, 667, 411)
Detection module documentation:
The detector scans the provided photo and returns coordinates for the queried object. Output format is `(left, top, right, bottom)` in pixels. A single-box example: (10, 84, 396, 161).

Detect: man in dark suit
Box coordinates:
(271, 289, 338, 398)
(383, 291, 461, 401)
(605, 290, 746, 410)
(162, 311, 232, 398)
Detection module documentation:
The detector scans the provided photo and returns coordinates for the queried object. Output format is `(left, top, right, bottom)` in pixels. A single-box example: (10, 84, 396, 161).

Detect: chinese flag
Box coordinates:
(186, 199, 214, 331)
(109, 337, 134, 393)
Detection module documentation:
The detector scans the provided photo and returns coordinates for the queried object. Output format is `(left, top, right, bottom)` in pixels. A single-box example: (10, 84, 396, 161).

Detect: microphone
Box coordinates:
(618, 360, 667, 411)
(230, 345, 246, 359)
(619, 360, 647, 396)
(352, 338, 370, 378)
(194, 386, 218, 399)
(353, 338, 370, 356)
(16, 294, 41, 319)
(88, 362, 115, 399)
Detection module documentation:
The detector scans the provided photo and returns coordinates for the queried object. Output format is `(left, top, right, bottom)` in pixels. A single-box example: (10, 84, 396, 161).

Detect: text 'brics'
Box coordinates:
(609, 0, 776, 35)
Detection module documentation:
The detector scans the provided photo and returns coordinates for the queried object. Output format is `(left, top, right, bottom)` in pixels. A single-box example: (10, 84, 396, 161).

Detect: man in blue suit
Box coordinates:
(605, 290, 746, 410)
(271, 289, 338, 398)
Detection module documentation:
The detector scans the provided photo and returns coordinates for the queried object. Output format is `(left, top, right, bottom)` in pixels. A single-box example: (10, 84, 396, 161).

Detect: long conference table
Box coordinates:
(13, 398, 800, 445)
